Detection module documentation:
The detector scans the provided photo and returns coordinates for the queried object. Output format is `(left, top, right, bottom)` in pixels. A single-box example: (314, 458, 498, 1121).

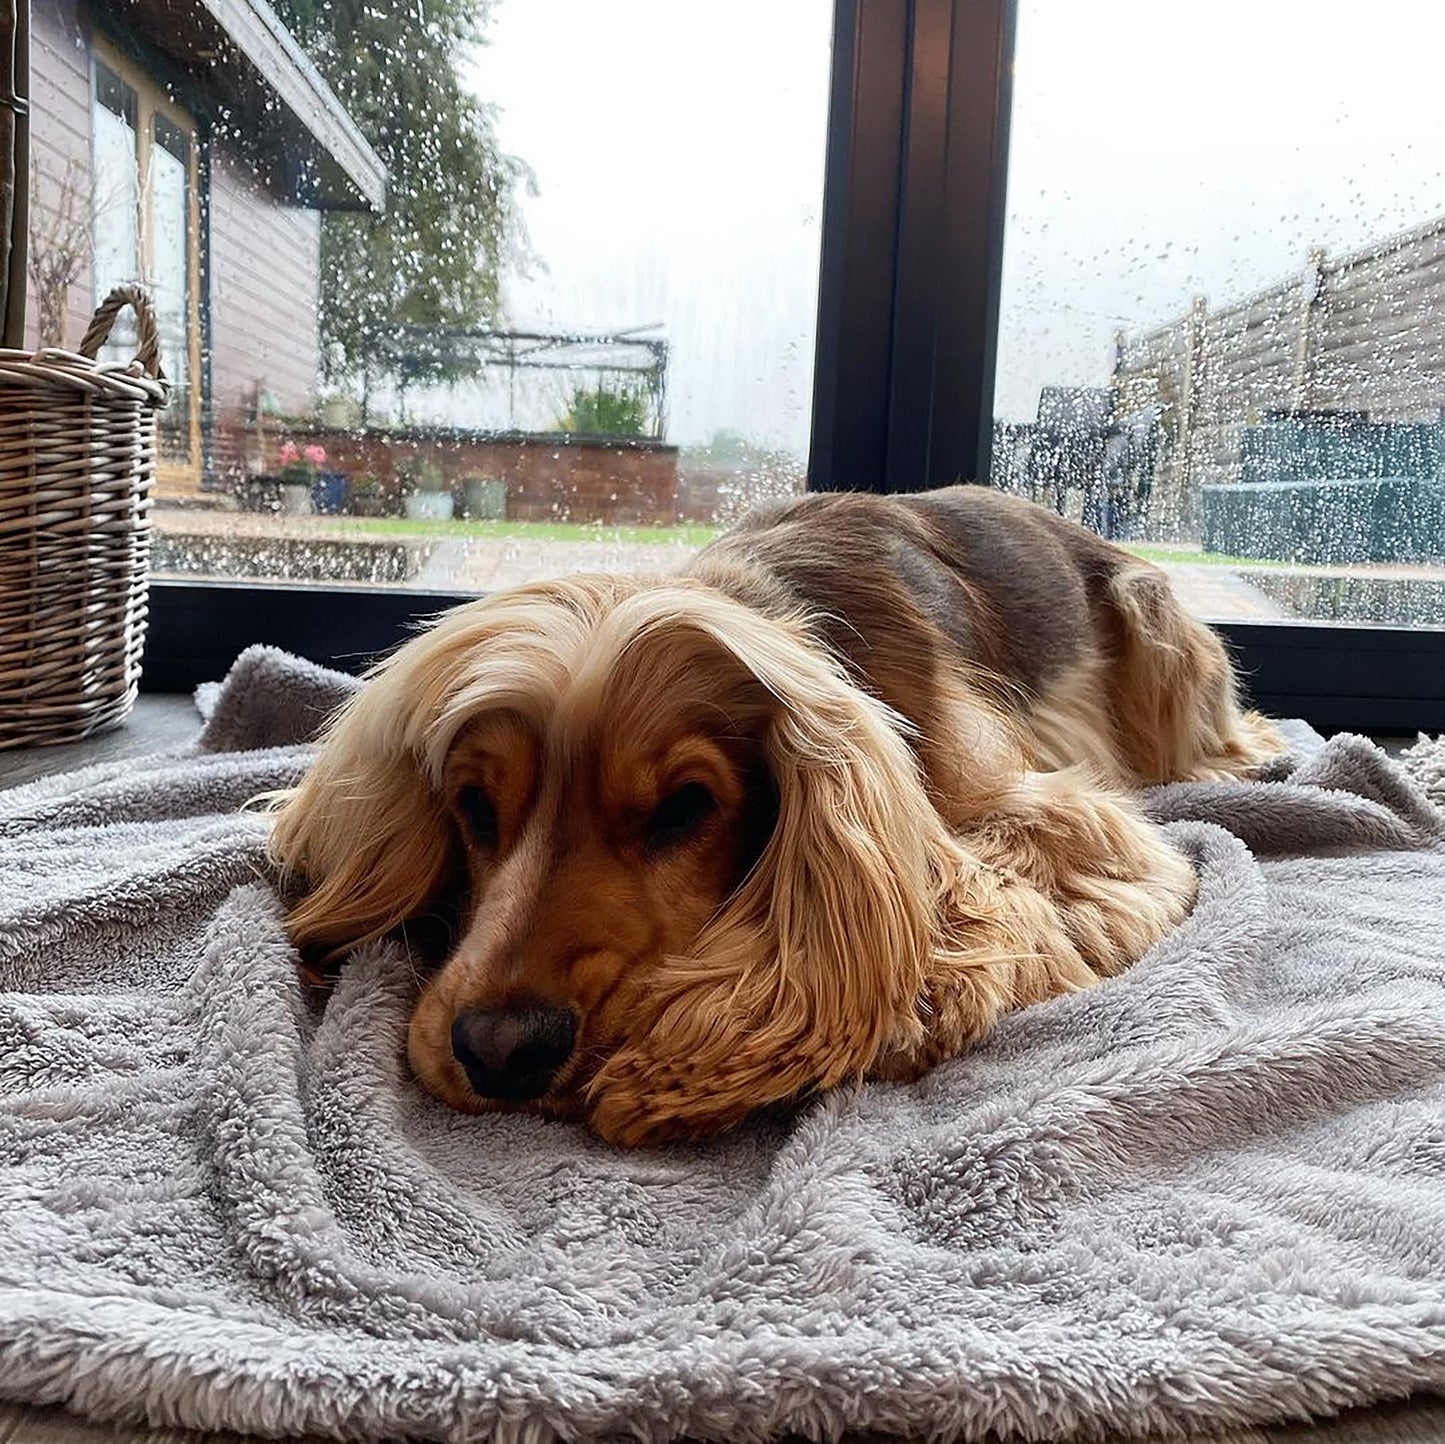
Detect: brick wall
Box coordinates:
(251, 427, 682, 526)
(673, 466, 805, 525)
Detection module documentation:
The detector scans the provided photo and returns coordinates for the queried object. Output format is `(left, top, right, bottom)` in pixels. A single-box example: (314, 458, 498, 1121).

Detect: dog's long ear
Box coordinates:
(267, 578, 632, 962)
(586, 600, 972, 1145)
(267, 575, 650, 965)
(265, 669, 456, 962)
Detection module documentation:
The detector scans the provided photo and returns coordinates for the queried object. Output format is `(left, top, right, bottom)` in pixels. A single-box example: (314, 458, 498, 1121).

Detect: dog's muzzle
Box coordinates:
(450, 1002, 577, 1102)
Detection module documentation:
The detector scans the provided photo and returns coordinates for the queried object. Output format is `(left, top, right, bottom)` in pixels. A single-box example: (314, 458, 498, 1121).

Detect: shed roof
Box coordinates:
(103, 0, 386, 211)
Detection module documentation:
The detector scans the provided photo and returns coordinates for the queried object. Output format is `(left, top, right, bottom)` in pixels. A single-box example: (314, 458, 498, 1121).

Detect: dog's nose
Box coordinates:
(450, 1003, 577, 1102)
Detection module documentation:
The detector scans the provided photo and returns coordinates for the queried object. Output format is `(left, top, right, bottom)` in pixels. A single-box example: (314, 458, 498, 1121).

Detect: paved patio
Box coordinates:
(409, 534, 699, 590)
(151, 509, 700, 592)
(1156, 564, 1291, 620)
(149, 509, 1445, 624)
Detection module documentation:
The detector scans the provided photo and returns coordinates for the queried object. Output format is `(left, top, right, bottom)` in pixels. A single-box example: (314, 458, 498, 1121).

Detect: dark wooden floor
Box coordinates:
(0, 706, 1440, 1444)
(0, 695, 203, 788)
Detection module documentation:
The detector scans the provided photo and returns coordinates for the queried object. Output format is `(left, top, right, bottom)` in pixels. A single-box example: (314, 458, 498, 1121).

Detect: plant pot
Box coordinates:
(348, 489, 386, 518)
(463, 476, 508, 520)
(310, 471, 349, 515)
(320, 395, 360, 429)
(280, 482, 314, 516)
(239, 475, 281, 512)
(405, 490, 455, 522)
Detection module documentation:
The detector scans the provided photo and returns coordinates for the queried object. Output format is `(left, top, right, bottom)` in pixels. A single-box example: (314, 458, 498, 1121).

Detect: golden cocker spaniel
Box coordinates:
(268, 486, 1283, 1145)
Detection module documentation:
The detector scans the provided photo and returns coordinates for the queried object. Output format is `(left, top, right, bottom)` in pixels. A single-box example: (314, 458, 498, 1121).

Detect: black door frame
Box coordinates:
(808, 0, 1015, 493)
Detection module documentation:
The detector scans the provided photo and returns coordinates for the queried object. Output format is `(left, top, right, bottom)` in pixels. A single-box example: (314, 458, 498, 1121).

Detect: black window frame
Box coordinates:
(141, 0, 1445, 734)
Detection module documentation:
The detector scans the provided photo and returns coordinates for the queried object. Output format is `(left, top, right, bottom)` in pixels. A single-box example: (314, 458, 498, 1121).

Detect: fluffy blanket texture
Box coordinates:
(1, 646, 1444, 1444)
(1401, 731, 1445, 811)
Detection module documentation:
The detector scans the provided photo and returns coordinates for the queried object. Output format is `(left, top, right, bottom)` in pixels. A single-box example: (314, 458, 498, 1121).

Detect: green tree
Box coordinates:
(269, 0, 531, 383)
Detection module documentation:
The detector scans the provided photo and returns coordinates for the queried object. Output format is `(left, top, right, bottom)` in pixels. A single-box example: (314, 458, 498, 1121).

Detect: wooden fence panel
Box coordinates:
(1115, 218, 1445, 539)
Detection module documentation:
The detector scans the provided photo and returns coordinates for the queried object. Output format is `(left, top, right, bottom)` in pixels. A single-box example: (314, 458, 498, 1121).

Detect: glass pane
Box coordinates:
(149, 118, 192, 465)
(153, 111, 188, 164)
(991, 0, 1445, 628)
(24, 2, 827, 584)
(91, 63, 140, 364)
(94, 61, 136, 128)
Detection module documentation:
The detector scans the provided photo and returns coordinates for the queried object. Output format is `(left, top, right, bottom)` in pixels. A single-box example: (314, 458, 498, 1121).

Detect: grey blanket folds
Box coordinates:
(2, 646, 1444, 1444)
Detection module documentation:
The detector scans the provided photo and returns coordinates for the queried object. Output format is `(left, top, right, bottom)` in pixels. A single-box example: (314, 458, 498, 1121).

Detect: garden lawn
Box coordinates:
(310, 522, 1283, 568)
(329, 518, 721, 547)
(1123, 544, 1291, 569)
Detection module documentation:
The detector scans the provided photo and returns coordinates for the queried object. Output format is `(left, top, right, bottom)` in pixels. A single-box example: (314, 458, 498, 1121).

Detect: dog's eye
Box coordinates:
(458, 786, 498, 848)
(646, 782, 715, 853)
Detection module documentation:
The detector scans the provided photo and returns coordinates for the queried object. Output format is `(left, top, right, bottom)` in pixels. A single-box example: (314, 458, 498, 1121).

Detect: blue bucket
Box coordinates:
(311, 471, 349, 515)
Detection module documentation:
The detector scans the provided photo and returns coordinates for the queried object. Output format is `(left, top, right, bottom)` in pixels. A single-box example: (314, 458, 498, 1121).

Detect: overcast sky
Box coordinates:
(468, 1, 1445, 449)
(467, 0, 830, 451)
(998, 1, 1445, 421)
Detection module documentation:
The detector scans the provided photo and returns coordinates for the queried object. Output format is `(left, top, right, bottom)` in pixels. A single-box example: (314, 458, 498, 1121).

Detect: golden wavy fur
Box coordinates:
(268, 487, 1284, 1145)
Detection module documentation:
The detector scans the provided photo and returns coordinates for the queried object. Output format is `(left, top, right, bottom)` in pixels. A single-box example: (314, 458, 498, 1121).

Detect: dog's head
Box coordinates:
(268, 574, 971, 1144)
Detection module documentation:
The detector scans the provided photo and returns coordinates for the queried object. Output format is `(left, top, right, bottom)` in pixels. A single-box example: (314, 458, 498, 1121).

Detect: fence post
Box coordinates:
(1173, 295, 1208, 539)
(1292, 247, 1327, 413)
(0, 0, 29, 348)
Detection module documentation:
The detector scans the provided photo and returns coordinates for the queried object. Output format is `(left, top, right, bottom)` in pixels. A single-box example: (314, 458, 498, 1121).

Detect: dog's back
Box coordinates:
(688, 485, 1127, 726)
(687, 485, 1281, 786)
(706, 486, 1129, 694)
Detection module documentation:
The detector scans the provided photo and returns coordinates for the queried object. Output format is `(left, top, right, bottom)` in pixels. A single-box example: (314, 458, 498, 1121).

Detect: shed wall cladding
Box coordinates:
(26, 0, 95, 353)
(1115, 219, 1445, 542)
(207, 146, 321, 430)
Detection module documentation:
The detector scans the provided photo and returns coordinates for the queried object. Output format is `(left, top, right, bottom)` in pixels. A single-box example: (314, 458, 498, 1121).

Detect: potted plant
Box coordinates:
(311, 462, 349, 515)
(347, 474, 386, 517)
(461, 474, 507, 520)
(319, 390, 362, 430)
(235, 471, 281, 513)
(277, 440, 327, 515)
(403, 459, 455, 521)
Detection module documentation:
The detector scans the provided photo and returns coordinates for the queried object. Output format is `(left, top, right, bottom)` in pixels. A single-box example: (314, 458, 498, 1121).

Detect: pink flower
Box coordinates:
(304, 444, 327, 467)
(278, 441, 300, 465)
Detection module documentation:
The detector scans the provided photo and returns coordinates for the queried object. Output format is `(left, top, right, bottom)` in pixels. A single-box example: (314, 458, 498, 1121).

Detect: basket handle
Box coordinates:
(78, 285, 165, 379)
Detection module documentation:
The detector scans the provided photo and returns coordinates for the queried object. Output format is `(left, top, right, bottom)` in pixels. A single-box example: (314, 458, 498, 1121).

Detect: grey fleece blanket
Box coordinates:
(2, 647, 1445, 1444)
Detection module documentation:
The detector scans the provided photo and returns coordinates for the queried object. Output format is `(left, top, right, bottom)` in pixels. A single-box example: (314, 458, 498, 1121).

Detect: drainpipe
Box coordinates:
(0, 0, 27, 349)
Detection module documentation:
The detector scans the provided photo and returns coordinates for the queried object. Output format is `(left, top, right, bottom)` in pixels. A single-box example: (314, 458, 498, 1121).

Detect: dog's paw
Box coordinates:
(970, 770, 1198, 978)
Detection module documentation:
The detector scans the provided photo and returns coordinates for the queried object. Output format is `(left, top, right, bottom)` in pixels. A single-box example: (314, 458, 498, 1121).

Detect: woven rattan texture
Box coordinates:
(0, 287, 168, 749)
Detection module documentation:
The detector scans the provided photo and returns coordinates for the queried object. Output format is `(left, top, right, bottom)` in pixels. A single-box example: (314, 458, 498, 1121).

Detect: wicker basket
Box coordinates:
(0, 286, 169, 750)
